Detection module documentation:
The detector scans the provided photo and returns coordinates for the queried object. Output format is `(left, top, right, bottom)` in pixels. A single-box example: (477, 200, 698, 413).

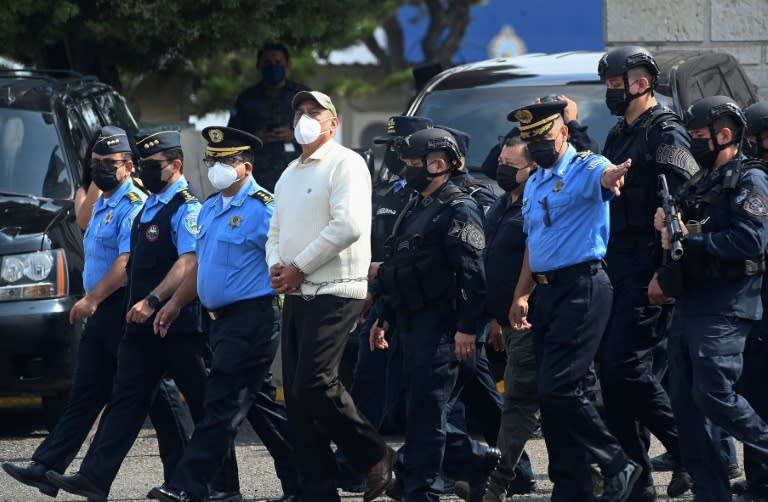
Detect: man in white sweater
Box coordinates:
(266, 90, 395, 502)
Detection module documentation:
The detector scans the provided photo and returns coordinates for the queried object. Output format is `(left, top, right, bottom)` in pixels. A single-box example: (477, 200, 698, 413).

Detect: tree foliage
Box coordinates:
(0, 0, 397, 87)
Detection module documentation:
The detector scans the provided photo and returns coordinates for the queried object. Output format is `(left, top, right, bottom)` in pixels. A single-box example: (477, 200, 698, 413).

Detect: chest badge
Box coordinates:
(552, 180, 565, 192)
(145, 224, 160, 243)
(229, 215, 242, 227)
(103, 212, 113, 224)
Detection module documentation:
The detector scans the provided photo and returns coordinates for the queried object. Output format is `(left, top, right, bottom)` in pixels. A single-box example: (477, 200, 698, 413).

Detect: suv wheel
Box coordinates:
(42, 392, 70, 431)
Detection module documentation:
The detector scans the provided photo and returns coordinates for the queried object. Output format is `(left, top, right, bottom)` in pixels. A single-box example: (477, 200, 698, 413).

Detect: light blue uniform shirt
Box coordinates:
(83, 179, 146, 292)
(140, 175, 200, 255)
(196, 177, 275, 310)
(522, 145, 613, 272)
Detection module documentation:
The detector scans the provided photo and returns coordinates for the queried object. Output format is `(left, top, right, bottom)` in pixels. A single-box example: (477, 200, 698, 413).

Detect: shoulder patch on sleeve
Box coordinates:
(124, 191, 143, 204)
(250, 189, 274, 205)
(742, 191, 768, 217)
(460, 223, 486, 251)
(655, 143, 699, 177)
(183, 213, 200, 235)
(178, 188, 198, 203)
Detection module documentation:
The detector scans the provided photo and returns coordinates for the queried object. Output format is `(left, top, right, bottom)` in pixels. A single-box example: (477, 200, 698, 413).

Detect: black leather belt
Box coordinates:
(207, 296, 275, 321)
(532, 260, 603, 285)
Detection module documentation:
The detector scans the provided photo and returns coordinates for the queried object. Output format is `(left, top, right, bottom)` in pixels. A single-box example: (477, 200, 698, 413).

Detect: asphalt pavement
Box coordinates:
(0, 407, 720, 501)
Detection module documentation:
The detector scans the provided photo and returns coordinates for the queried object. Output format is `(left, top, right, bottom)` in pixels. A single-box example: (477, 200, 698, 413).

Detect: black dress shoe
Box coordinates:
(208, 489, 243, 502)
(266, 495, 300, 502)
(650, 452, 674, 472)
(45, 471, 107, 502)
(2, 461, 59, 497)
(386, 475, 404, 502)
(506, 479, 537, 496)
(667, 466, 692, 498)
(147, 484, 202, 502)
(364, 446, 396, 502)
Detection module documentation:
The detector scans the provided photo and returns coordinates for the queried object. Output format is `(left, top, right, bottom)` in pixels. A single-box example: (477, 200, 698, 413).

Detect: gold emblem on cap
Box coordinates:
(514, 109, 533, 124)
(386, 118, 396, 134)
(209, 129, 224, 144)
(106, 138, 120, 146)
(229, 215, 241, 227)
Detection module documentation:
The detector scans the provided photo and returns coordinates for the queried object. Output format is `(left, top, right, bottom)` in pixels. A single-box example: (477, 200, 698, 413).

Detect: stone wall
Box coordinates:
(605, 0, 768, 96)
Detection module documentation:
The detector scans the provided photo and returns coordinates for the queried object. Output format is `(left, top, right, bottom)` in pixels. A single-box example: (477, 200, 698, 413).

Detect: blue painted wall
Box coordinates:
(398, 0, 604, 63)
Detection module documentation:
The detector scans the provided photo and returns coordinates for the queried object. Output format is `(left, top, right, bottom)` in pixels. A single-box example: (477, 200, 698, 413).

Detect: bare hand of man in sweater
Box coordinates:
(271, 262, 303, 294)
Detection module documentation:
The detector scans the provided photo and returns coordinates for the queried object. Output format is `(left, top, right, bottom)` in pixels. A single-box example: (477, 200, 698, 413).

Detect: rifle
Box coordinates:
(657, 174, 684, 261)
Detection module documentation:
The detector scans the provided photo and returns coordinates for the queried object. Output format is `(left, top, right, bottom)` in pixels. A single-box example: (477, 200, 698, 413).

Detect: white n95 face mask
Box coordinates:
(208, 162, 239, 190)
(294, 114, 322, 144)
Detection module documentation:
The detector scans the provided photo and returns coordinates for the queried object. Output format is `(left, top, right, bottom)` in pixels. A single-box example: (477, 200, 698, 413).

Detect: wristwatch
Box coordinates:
(145, 293, 161, 309)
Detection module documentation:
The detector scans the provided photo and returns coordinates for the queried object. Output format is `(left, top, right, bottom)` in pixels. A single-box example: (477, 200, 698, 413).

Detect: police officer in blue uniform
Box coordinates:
(732, 101, 768, 502)
(654, 96, 768, 502)
(47, 128, 239, 501)
(147, 127, 299, 502)
(595, 46, 694, 501)
(372, 128, 500, 502)
(508, 100, 639, 502)
(2, 126, 185, 497)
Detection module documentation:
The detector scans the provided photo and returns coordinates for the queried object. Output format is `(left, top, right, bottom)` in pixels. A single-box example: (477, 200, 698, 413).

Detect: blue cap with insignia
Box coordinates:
(373, 116, 433, 144)
(135, 126, 182, 158)
(92, 126, 132, 155)
(201, 126, 263, 159)
(434, 125, 470, 157)
(507, 101, 567, 140)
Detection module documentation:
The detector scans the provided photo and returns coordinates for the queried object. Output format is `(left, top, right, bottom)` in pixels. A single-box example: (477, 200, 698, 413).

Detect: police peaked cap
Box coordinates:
(201, 126, 263, 158)
(373, 115, 433, 144)
(507, 101, 567, 140)
(398, 127, 462, 164)
(434, 125, 470, 157)
(92, 126, 132, 155)
(598, 46, 660, 80)
(684, 96, 746, 130)
(745, 102, 768, 136)
(135, 126, 182, 158)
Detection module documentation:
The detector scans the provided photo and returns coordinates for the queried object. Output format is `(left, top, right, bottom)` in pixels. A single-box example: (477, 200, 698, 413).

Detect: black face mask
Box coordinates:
(91, 162, 121, 192)
(527, 139, 560, 169)
(261, 63, 285, 86)
(404, 164, 450, 193)
(605, 88, 629, 116)
(496, 165, 521, 192)
(139, 166, 169, 194)
(690, 137, 719, 170)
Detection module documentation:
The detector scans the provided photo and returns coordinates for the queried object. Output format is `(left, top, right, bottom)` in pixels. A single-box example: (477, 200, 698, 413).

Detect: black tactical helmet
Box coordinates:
(684, 95, 746, 130)
(398, 128, 462, 164)
(744, 102, 768, 136)
(598, 46, 661, 81)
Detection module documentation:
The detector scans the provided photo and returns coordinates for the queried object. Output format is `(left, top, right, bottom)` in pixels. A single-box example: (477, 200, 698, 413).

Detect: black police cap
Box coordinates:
(434, 125, 470, 157)
(684, 96, 746, 130)
(373, 116, 433, 144)
(598, 46, 660, 80)
(507, 101, 567, 140)
(399, 127, 462, 164)
(201, 126, 263, 158)
(135, 126, 182, 158)
(745, 102, 768, 137)
(92, 126, 132, 155)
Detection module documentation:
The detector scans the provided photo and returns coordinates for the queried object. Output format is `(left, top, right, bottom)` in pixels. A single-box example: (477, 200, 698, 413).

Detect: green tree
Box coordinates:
(0, 0, 397, 88)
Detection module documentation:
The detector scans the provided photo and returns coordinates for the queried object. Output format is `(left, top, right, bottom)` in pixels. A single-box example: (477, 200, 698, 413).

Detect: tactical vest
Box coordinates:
(371, 182, 411, 262)
(603, 107, 680, 236)
(126, 189, 205, 334)
(378, 184, 471, 313)
(452, 172, 497, 213)
(679, 159, 766, 283)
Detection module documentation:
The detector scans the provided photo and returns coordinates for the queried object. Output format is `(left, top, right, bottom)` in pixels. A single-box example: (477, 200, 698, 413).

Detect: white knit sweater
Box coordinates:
(266, 140, 372, 299)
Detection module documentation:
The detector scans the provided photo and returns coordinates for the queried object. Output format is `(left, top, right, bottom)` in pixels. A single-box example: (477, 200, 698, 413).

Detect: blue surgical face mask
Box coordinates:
(261, 63, 285, 86)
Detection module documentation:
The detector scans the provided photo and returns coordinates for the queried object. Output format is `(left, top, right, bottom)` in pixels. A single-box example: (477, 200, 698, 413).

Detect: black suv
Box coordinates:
(403, 50, 758, 175)
(0, 70, 138, 428)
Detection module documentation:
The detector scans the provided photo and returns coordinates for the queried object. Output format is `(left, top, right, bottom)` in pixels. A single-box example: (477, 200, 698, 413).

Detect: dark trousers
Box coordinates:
(281, 295, 386, 502)
(531, 265, 627, 502)
(32, 290, 188, 482)
(740, 328, 768, 496)
(600, 251, 681, 487)
(170, 297, 296, 498)
(668, 312, 768, 502)
(396, 304, 490, 502)
(77, 326, 237, 494)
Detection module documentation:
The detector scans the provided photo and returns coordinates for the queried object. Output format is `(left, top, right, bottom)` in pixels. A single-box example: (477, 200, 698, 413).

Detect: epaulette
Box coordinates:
(250, 189, 274, 205)
(177, 188, 198, 203)
(576, 150, 593, 159)
(124, 191, 143, 204)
